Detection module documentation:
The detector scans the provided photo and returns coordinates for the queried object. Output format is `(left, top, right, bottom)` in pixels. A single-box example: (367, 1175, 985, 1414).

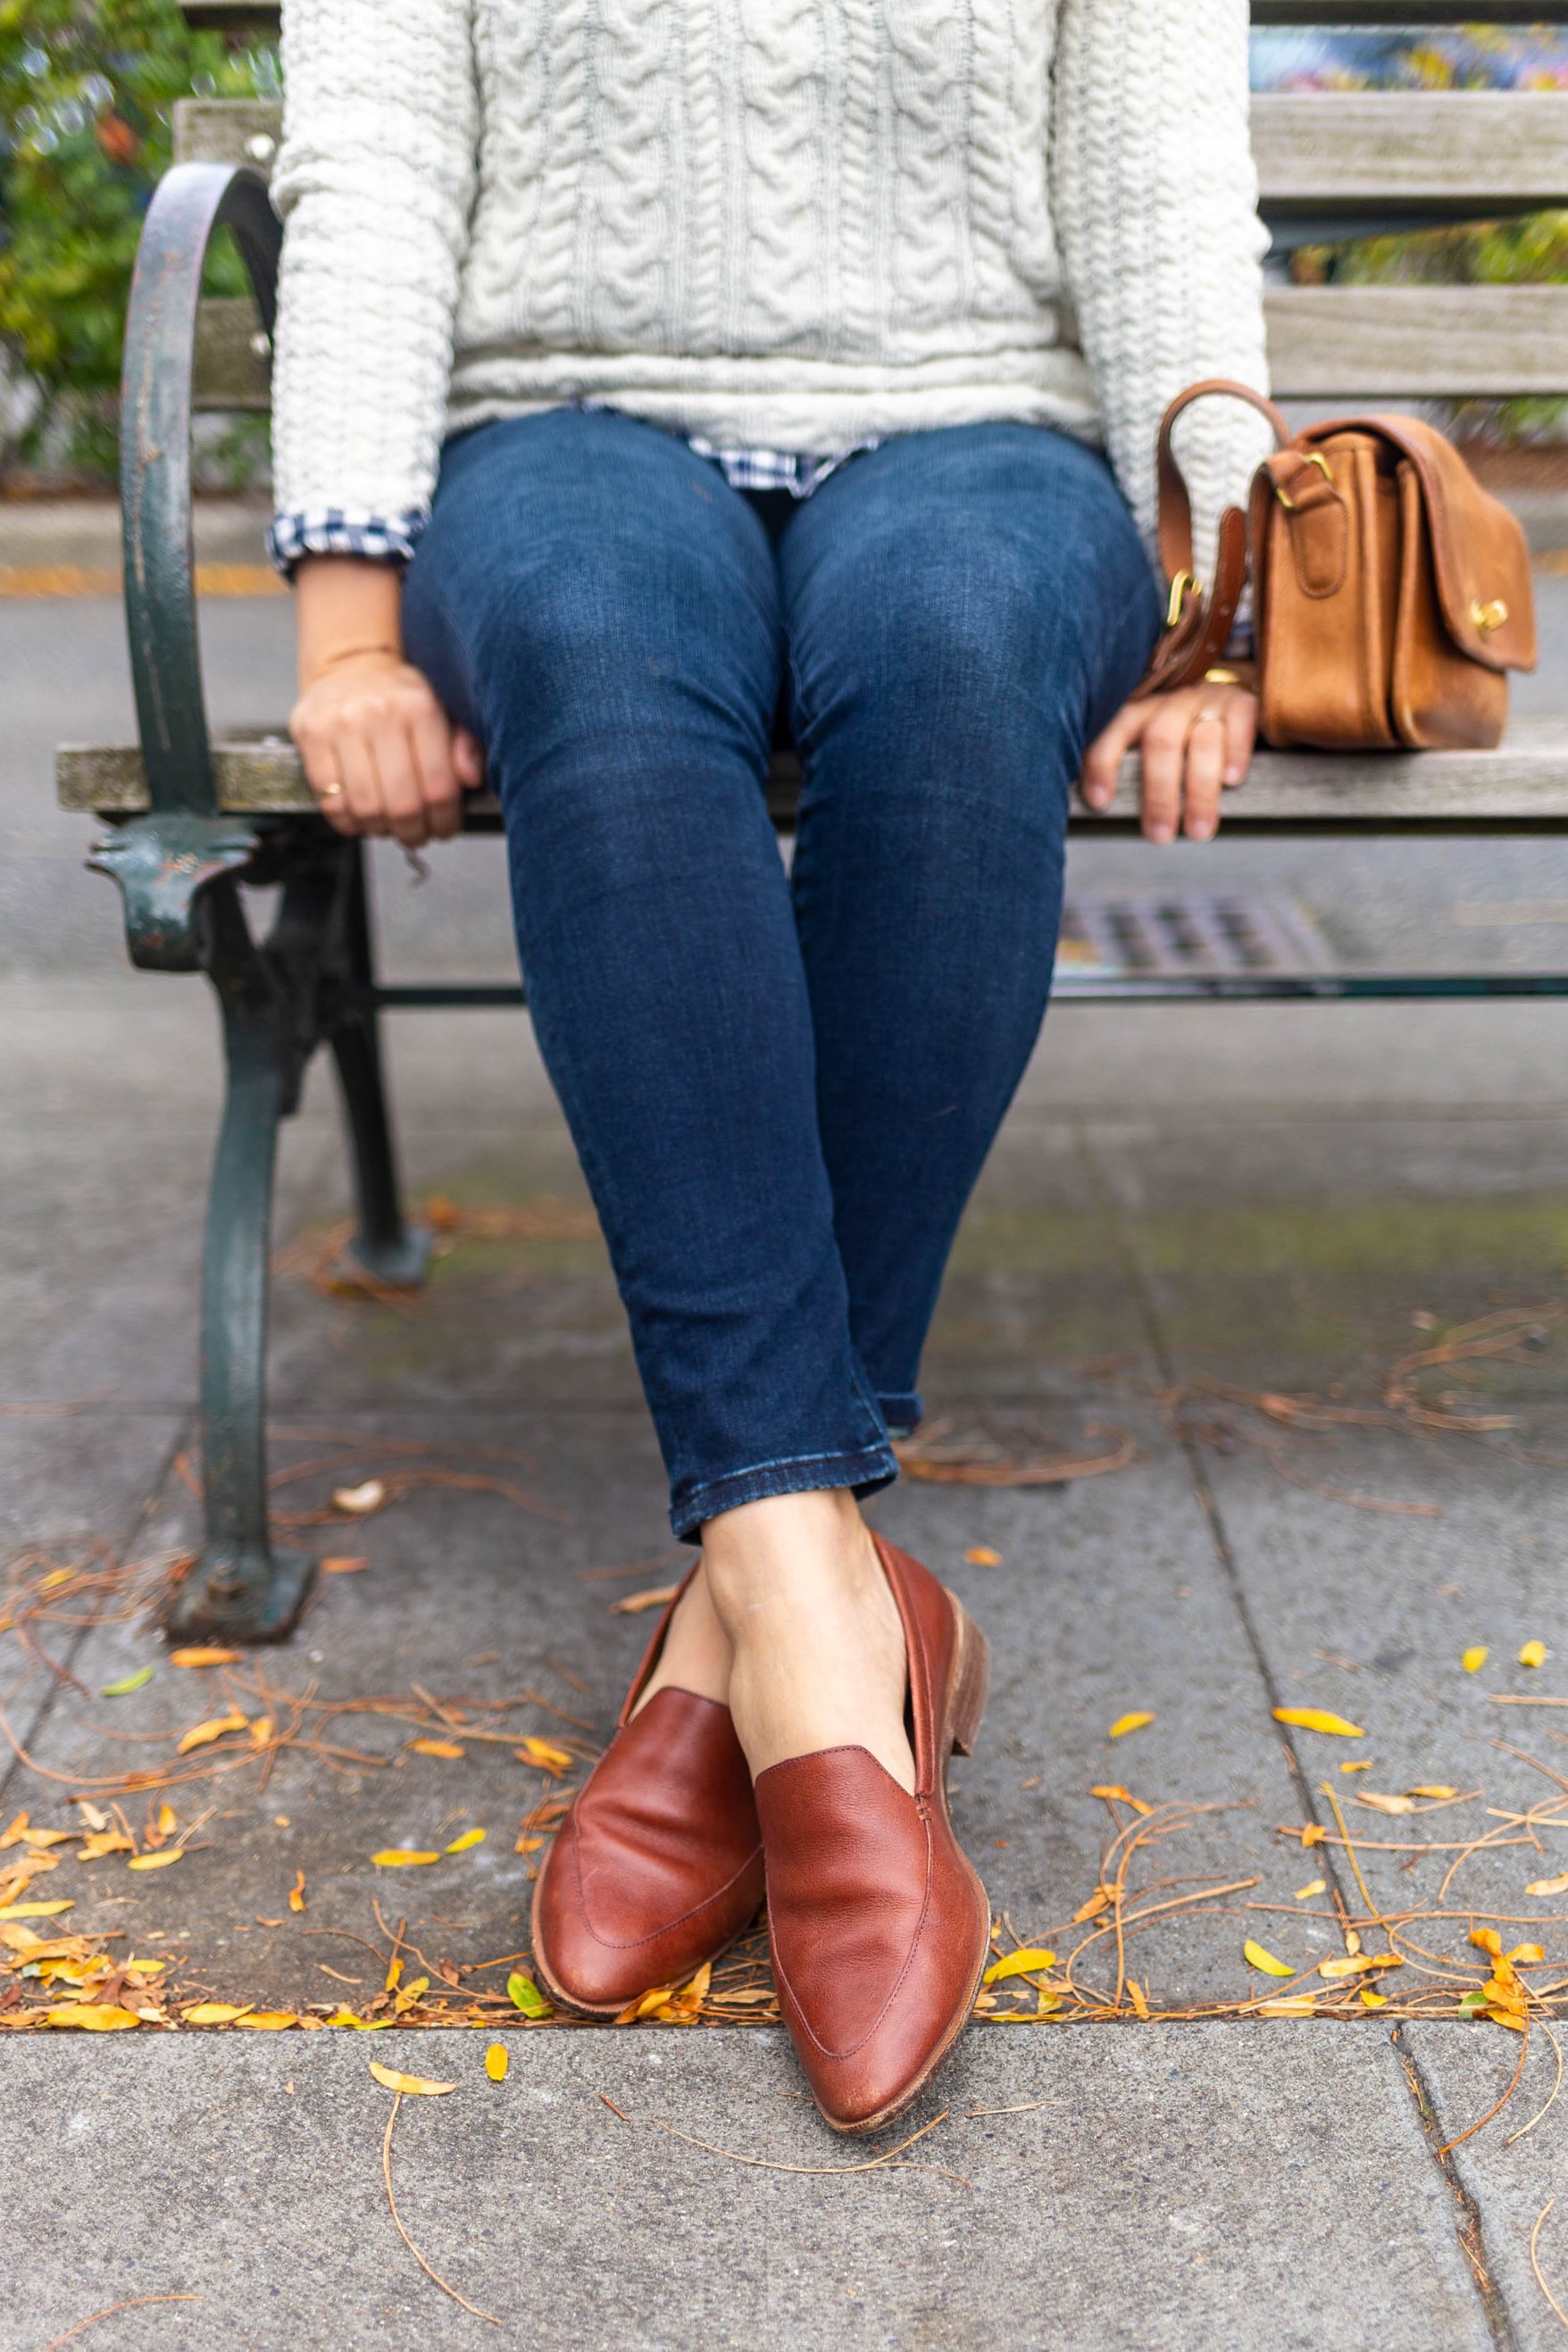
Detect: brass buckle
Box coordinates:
(1273, 451, 1334, 513)
(1471, 597, 1509, 636)
(1165, 570, 1201, 630)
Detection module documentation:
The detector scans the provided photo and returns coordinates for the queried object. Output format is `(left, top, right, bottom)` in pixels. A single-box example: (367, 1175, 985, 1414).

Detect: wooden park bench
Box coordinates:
(56, 0, 1568, 1644)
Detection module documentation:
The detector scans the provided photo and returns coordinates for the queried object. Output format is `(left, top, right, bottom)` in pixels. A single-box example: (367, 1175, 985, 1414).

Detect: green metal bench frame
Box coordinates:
(62, 4, 1568, 1643)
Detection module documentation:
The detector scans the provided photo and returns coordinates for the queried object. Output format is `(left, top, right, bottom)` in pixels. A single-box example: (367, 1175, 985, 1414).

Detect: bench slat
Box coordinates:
(179, 2, 1568, 28)
(1266, 285, 1568, 400)
(175, 92, 1568, 214)
(57, 729, 1568, 828)
(189, 280, 1568, 413)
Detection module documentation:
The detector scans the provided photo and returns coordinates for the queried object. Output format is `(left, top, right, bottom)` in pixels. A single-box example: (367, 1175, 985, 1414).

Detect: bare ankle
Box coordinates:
(701, 1491, 913, 1792)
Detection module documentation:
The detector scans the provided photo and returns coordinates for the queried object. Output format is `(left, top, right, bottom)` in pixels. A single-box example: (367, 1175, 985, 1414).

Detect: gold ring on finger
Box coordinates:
(315, 781, 344, 799)
(1193, 709, 1222, 727)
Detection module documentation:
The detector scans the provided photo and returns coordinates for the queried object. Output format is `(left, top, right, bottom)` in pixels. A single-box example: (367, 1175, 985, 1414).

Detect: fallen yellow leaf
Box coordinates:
(1295, 1879, 1327, 1900)
(1319, 1953, 1402, 1980)
(631, 1985, 677, 2019)
(1108, 1712, 1155, 1741)
(1273, 1707, 1366, 1739)
(182, 2003, 253, 2024)
(1508, 1943, 1547, 1965)
(251, 1716, 274, 1747)
(1257, 1997, 1317, 2016)
(1520, 1640, 1548, 1669)
(235, 2012, 296, 2030)
(515, 1834, 544, 1855)
(46, 2004, 140, 2031)
(965, 1547, 1002, 1566)
(1090, 1784, 1153, 1814)
(0, 1900, 73, 1919)
(445, 1828, 486, 1854)
(1355, 1792, 1416, 1817)
(1462, 1646, 1489, 1674)
(409, 1739, 466, 1760)
(332, 1479, 387, 1514)
(1526, 1872, 1568, 1897)
(1299, 1824, 1327, 1848)
(1244, 1939, 1297, 1979)
(288, 1869, 306, 1914)
(127, 1850, 181, 1872)
(486, 2043, 510, 2081)
(169, 1647, 240, 1668)
(368, 2059, 455, 2096)
(1072, 1889, 1112, 1924)
(0, 1811, 28, 1847)
(1408, 1785, 1459, 1800)
(326, 2010, 390, 2030)
(371, 1849, 440, 1867)
(1128, 1979, 1151, 2020)
(516, 1737, 573, 1773)
(983, 1948, 1056, 1985)
(1488, 2006, 1528, 2033)
(1339, 1760, 1372, 1774)
(1359, 1989, 1389, 2009)
(176, 1711, 247, 1755)
(20, 1828, 73, 1848)
(321, 1555, 370, 1574)
(76, 1832, 134, 1863)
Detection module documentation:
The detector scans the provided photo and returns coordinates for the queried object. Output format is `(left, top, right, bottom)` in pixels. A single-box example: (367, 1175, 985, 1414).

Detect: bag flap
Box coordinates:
(1300, 416, 1537, 674)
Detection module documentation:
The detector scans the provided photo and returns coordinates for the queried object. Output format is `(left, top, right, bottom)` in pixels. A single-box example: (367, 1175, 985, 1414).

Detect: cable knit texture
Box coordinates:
(271, 0, 1272, 577)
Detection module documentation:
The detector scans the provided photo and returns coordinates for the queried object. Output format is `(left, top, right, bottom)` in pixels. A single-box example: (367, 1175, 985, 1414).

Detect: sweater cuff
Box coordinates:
(268, 507, 428, 579)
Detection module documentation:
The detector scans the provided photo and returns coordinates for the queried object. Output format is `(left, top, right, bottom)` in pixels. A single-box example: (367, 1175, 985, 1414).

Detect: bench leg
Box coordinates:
(166, 972, 314, 1644)
(329, 847, 430, 1289)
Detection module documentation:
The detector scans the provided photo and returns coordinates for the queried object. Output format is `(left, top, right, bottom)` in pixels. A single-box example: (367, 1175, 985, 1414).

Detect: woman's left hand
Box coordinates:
(1080, 681, 1258, 843)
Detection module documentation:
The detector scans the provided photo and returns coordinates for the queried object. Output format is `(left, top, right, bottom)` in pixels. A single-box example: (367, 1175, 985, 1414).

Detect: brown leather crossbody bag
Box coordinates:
(1138, 379, 1538, 750)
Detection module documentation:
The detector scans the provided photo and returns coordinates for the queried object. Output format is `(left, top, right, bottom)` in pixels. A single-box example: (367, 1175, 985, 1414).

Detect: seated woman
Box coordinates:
(271, 0, 1271, 2131)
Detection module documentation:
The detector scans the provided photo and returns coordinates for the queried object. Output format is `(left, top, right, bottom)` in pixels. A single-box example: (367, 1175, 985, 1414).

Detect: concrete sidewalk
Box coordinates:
(5, 597, 1568, 2346)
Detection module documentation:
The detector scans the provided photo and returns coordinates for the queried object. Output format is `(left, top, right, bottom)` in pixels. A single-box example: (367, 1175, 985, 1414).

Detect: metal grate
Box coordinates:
(1056, 892, 1333, 985)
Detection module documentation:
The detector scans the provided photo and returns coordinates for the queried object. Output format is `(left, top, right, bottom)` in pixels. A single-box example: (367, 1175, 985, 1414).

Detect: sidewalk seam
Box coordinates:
(1072, 1120, 1521, 2352)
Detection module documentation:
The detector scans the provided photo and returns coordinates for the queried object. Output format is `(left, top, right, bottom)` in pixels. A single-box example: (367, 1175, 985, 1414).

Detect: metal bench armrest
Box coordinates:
(121, 162, 279, 813)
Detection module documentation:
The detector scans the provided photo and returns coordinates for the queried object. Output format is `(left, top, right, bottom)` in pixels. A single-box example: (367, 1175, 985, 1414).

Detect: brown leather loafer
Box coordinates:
(754, 1533, 991, 2133)
(530, 1568, 763, 2016)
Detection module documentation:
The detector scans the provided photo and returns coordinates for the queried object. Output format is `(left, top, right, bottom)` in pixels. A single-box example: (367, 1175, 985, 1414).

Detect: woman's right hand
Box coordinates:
(290, 648, 484, 849)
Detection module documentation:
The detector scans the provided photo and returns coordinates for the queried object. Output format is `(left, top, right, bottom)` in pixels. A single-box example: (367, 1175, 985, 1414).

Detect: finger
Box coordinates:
(1081, 706, 1141, 809)
(1138, 716, 1187, 844)
(366, 718, 432, 850)
(408, 702, 463, 842)
(291, 718, 359, 837)
(453, 728, 487, 789)
(336, 727, 389, 838)
(1182, 709, 1226, 841)
(1222, 691, 1257, 788)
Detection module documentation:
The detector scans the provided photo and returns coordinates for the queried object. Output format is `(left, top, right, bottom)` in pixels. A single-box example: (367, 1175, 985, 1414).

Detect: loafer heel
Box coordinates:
(947, 1601, 990, 1759)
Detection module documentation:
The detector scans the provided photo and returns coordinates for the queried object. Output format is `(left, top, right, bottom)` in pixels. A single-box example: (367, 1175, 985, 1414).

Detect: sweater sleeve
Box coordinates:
(1049, 0, 1272, 588)
(269, 0, 478, 565)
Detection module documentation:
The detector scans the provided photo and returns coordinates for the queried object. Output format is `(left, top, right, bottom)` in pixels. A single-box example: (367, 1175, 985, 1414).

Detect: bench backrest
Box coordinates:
(174, 4, 1568, 415)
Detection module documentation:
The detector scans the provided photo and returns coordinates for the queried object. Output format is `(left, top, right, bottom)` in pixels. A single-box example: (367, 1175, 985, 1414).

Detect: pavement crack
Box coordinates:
(0, 1409, 195, 1814)
(1070, 1125, 1349, 1923)
(1392, 2023, 1521, 2351)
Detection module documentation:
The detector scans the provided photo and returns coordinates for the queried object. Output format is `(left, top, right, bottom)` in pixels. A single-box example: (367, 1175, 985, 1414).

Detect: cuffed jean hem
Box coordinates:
(671, 1441, 902, 1543)
(877, 1390, 922, 1440)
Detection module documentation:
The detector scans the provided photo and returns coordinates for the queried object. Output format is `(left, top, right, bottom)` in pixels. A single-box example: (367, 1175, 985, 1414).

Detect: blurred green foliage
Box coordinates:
(0, 0, 274, 480)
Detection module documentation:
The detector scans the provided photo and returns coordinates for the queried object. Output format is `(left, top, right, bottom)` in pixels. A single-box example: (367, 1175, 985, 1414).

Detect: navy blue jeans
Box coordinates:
(403, 409, 1159, 1537)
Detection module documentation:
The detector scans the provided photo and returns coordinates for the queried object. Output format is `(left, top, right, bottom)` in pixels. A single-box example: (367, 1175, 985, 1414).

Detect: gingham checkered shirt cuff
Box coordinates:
(267, 508, 428, 579)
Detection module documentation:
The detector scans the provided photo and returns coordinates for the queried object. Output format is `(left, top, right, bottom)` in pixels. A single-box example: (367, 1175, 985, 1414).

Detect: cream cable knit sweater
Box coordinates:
(271, 0, 1272, 577)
